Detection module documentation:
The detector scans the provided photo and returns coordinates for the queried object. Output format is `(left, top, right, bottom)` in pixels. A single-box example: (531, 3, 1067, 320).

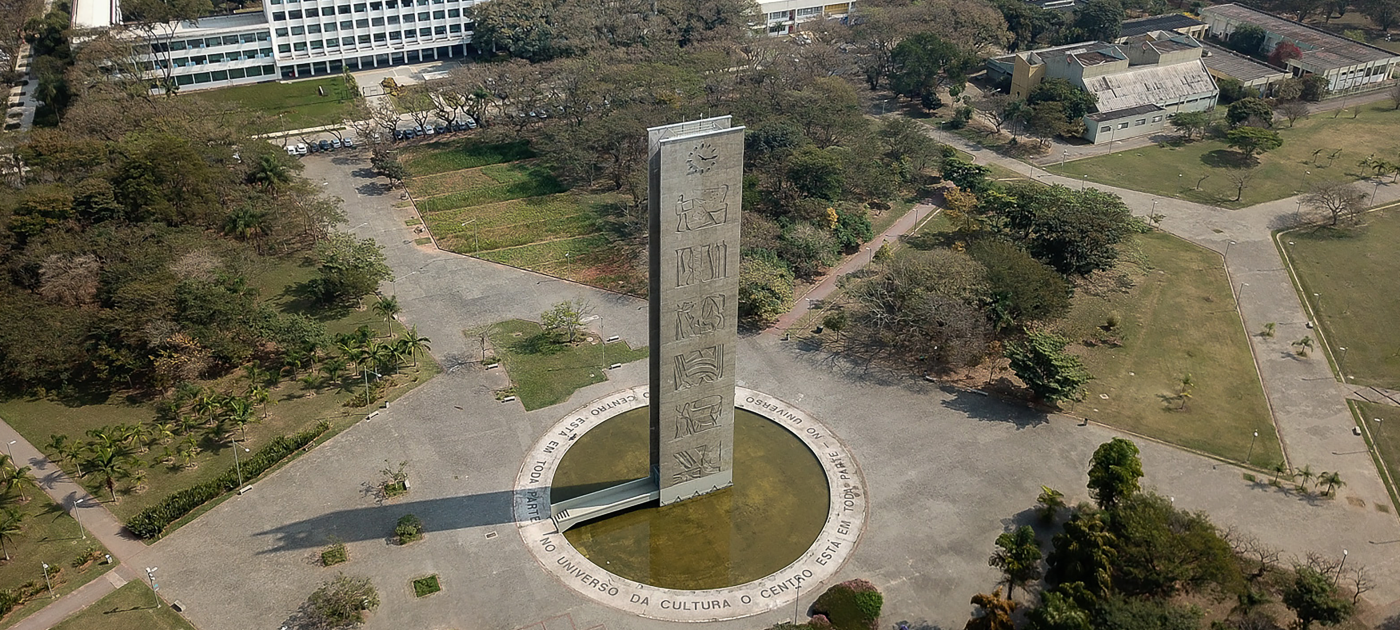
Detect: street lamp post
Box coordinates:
(1338, 346, 1348, 379)
(1225, 240, 1236, 260)
(1061, 149, 1068, 166)
(1376, 418, 1384, 443)
(1082, 174, 1087, 190)
(1151, 199, 1158, 219)
(1374, 180, 1382, 206)
(42, 563, 53, 598)
(145, 567, 161, 608)
(1237, 282, 1249, 299)
(1246, 430, 1258, 463)
(5, 440, 13, 464)
(231, 439, 250, 488)
(460, 219, 479, 253)
(1335, 550, 1348, 585)
(73, 497, 86, 539)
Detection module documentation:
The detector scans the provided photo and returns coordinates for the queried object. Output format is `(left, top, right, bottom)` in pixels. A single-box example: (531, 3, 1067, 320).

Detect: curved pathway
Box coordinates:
(924, 119, 1400, 529)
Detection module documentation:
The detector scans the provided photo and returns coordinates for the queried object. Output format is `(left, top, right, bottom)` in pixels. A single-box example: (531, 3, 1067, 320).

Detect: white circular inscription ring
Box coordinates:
(512, 386, 868, 622)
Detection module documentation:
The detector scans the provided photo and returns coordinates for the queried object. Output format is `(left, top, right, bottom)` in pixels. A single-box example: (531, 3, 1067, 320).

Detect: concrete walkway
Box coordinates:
(0, 419, 157, 630)
(770, 204, 940, 334)
(925, 120, 1400, 518)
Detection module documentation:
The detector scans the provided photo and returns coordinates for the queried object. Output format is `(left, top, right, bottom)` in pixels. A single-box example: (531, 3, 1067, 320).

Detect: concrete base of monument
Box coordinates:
(513, 385, 868, 622)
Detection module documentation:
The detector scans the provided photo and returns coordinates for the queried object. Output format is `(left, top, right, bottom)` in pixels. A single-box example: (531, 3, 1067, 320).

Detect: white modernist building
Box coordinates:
(72, 0, 852, 91)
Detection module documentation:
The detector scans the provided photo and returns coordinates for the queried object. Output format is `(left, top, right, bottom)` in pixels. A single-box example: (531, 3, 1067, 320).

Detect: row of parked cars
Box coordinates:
(393, 116, 478, 141)
(286, 136, 356, 156)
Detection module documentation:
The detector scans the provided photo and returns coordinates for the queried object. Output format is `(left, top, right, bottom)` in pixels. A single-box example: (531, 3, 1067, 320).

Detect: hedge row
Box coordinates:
(125, 421, 330, 539)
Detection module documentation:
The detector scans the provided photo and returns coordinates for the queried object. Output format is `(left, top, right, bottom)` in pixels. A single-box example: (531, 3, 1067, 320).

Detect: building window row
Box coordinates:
(270, 0, 453, 10)
(163, 47, 276, 67)
(174, 64, 278, 86)
(151, 30, 269, 53)
(274, 25, 460, 53)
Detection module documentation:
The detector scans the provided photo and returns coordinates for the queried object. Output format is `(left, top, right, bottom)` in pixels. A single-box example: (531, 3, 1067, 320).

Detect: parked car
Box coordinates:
(423, 126, 434, 136)
(331, 138, 343, 149)
(434, 125, 446, 134)
(452, 121, 465, 131)
(318, 139, 331, 151)
(465, 117, 478, 129)
(294, 143, 308, 155)
(285, 145, 298, 156)
(394, 129, 405, 141)
(343, 136, 355, 148)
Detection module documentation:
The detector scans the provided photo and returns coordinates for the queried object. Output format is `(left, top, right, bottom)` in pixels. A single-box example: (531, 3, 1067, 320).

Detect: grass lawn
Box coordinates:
(1355, 401, 1400, 511)
(478, 235, 648, 296)
(415, 162, 567, 213)
(1282, 209, 1400, 388)
(424, 192, 617, 252)
(1049, 104, 1400, 208)
(485, 319, 648, 411)
(0, 255, 440, 524)
(51, 580, 195, 630)
(1056, 232, 1280, 466)
(399, 139, 535, 177)
(190, 76, 356, 130)
(0, 491, 114, 630)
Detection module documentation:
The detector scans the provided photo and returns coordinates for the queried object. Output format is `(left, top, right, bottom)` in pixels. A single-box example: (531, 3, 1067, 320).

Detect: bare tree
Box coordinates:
(1276, 100, 1310, 127)
(1228, 531, 1281, 581)
(1303, 180, 1368, 225)
(1346, 565, 1373, 605)
(398, 85, 437, 132)
(1226, 167, 1258, 202)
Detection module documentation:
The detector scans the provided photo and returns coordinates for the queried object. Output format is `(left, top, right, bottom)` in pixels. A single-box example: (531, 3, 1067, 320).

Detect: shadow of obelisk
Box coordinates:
(646, 117, 745, 506)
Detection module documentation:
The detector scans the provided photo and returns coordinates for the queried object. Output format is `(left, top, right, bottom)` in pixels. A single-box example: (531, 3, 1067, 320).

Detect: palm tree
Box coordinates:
(1320, 471, 1345, 497)
(82, 446, 139, 503)
(1, 466, 38, 502)
(0, 508, 27, 561)
(373, 295, 401, 337)
(177, 415, 203, 437)
(223, 397, 256, 441)
(248, 385, 272, 420)
(1295, 464, 1317, 492)
(151, 422, 177, 445)
(248, 153, 294, 194)
(397, 326, 431, 367)
(193, 391, 222, 421)
(85, 427, 126, 455)
(337, 342, 364, 377)
(1271, 461, 1289, 484)
(368, 340, 401, 375)
(242, 363, 273, 388)
(224, 206, 270, 254)
(45, 434, 74, 466)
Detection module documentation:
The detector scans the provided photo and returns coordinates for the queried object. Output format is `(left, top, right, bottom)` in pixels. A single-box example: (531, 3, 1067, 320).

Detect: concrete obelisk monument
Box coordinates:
(647, 117, 744, 506)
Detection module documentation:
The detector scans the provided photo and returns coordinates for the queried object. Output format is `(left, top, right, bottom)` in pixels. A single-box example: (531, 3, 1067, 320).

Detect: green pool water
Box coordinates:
(552, 408, 830, 590)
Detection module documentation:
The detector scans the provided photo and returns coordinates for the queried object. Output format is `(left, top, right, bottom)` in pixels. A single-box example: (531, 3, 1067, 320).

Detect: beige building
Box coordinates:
(986, 31, 1219, 144)
(1201, 3, 1400, 92)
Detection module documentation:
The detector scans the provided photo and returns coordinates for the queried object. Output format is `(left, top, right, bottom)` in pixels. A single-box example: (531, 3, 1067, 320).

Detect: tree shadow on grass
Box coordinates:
(1201, 149, 1252, 169)
(509, 333, 568, 357)
(275, 282, 353, 321)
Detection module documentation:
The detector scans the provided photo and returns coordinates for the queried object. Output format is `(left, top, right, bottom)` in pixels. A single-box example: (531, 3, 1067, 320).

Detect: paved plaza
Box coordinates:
(114, 154, 1400, 630)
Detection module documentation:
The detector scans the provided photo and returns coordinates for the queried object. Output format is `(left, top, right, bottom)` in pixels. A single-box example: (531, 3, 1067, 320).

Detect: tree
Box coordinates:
(1226, 127, 1283, 161)
(1300, 75, 1330, 102)
(1, 465, 38, 501)
(1362, 0, 1400, 31)
(738, 255, 795, 326)
(372, 295, 400, 337)
(966, 588, 1017, 630)
(969, 240, 1071, 329)
(1037, 486, 1067, 522)
(1284, 567, 1354, 629)
(116, 0, 215, 94)
(786, 146, 846, 200)
(224, 206, 270, 254)
(370, 153, 410, 188)
(1028, 590, 1091, 630)
(311, 233, 394, 305)
(982, 93, 1020, 134)
(1169, 111, 1209, 140)
(1227, 24, 1268, 56)
(1318, 471, 1344, 497)
(0, 508, 26, 561)
(1046, 509, 1116, 597)
(82, 446, 138, 502)
(1268, 41, 1303, 67)
(1072, 0, 1125, 41)
(989, 526, 1043, 599)
(1276, 100, 1310, 127)
(397, 325, 431, 367)
(248, 153, 295, 195)
(889, 32, 977, 106)
(995, 184, 1134, 276)
(1087, 437, 1143, 508)
(540, 300, 592, 343)
(1302, 180, 1368, 225)
(1027, 78, 1097, 122)
(303, 573, 380, 628)
(1227, 98, 1275, 127)
(1027, 101, 1074, 145)
(1005, 330, 1092, 404)
(1226, 167, 1258, 202)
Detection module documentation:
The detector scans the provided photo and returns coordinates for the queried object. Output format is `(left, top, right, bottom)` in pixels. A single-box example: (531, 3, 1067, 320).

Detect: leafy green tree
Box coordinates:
(1087, 438, 1142, 509)
(994, 184, 1133, 276)
(1226, 127, 1283, 161)
(247, 153, 295, 194)
(941, 157, 993, 195)
(1046, 510, 1116, 597)
(224, 206, 270, 254)
(1283, 567, 1354, 629)
(1362, 0, 1399, 31)
(989, 525, 1043, 599)
(1216, 77, 1249, 104)
(778, 223, 840, 280)
(1093, 596, 1201, 630)
(1106, 493, 1241, 596)
(1168, 111, 1209, 140)
(786, 147, 845, 200)
(968, 240, 1071, 329)
(1005, 330, 1091, 404)
(310, 233, 394, 305)
(832, 206, 874, 253)
(1226, 24, 1268, 56)
(1072, 0, 1125, 41)
(1027, 78, 1097, 122)
(738, 254, 794, 326)
(889, 32, 976, 105)
(304, 573, 380, 628)
(540, 300, 591, 343)
(1227, 97, 1274, 127)
(1027, 591, 1091, 630)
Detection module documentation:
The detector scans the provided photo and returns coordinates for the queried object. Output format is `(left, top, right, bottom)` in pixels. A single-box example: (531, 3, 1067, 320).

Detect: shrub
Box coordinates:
(304, 574, 379, 628)
(412, 574, 441, 597)
(322, 542, 348, 567)
(125, 421, 330, 539)
(812, 579, 883, 630)
(395, 513, 423, 544)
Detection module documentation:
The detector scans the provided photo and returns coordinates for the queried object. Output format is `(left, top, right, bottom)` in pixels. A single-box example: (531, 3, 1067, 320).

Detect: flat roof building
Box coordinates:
(1199, 41, 1290, 93)
(1200, 3, 1400, 91)
(1118, 13, 1206, 40)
